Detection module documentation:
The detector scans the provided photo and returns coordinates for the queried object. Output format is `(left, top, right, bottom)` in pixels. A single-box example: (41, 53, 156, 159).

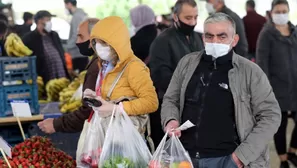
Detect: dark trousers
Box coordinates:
(274, 111, 297, 155)
(149, 99, 165, 147)
(192, 155, 238, 168)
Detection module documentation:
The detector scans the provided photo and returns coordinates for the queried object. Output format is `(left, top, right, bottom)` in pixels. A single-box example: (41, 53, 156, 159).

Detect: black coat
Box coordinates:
(22, 30, 69, 84)
(149, 26, 204, 99)
(14, 24, 32, 38)
(257, 22, 297, 111)
(130, 24, 158, 62)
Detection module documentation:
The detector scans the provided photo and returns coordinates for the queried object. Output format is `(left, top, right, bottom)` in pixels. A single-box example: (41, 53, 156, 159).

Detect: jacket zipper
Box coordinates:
(195, 60, 216, 158)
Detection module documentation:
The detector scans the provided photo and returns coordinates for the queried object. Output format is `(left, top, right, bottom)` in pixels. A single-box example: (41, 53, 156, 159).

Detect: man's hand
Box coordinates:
(93, 96, 117, 118)
(37, 118, 56, 134)
(164, 120, 181, 137)
(232, 153, 244, 168)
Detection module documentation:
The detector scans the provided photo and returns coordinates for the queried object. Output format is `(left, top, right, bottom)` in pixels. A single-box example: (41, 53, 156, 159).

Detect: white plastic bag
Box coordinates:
(149, 121, 195, 168)
(71, 83, 83, 101)
(99, 103, 152, 168)
(78, 111, 106, 167)
(76, 120, 90, 168)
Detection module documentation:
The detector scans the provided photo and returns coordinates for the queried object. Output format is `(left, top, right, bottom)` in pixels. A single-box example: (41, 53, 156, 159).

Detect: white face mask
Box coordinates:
(205, 41, 232, 59)
(206, 3, 216, 14)
(272, 13, 289, 25)
(44, 21, 52, 33)
(95, 43, 112, 61)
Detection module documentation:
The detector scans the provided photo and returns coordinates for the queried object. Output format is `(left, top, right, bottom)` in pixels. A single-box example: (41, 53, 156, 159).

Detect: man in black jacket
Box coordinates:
(206, 0, 248, 57)
(15, 12, 34, 38)
(149, 0, 204, 146)
(22, 10, 69, 84)
(0, 20, 8, 56)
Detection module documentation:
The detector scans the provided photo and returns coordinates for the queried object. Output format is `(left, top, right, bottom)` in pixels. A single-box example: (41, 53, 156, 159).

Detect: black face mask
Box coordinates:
(177, 18, 196, 36)
(76, 40, 94, 56)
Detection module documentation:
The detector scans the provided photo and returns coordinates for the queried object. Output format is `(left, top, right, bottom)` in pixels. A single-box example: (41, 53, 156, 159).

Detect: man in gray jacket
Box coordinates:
(64, 0, 87, 58)
(161, 13, 281, 168)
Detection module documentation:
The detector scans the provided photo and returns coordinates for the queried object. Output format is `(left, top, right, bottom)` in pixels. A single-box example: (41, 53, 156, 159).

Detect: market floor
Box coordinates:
(270, 119, 295, 168)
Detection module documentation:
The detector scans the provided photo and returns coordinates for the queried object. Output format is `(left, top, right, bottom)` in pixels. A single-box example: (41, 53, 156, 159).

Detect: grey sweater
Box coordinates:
(67, 8, 88, 58)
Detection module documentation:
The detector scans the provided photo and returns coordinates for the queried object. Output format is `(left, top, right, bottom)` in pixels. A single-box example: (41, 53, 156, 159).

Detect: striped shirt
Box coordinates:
(42, 35, 66, 80)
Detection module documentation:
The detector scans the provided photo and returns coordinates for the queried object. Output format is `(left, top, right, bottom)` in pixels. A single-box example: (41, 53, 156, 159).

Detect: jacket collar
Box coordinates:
(198, 50, 240, 68)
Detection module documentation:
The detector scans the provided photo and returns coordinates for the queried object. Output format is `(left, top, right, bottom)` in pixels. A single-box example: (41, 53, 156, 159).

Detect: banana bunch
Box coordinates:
(60, 99, 82, 113)
(46, 78, 70, 102)
(37, 76, 45, 100)
(59, 71, 87, 113)
(5, 33, 33, 57)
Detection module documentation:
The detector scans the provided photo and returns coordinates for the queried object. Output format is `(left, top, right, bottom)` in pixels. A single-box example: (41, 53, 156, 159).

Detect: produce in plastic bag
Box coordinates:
(149, 121, 195, 168)
(99, 103, 152, 168)
(78, 111, 106, 168)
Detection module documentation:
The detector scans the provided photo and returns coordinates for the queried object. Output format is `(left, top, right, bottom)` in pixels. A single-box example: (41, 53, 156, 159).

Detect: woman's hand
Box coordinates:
(94, 97, 117, 118)
(83, 88, 97, 98)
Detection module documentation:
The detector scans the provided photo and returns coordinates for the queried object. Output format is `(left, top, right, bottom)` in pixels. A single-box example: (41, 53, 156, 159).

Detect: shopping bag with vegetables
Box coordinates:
(99, 103, 152, 168)
(78, 110, 106, 168)
(149, 121, 195, 168)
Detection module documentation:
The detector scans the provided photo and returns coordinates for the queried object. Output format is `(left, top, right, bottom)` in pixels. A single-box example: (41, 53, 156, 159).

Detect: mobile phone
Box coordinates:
(83, 97, 102, 107)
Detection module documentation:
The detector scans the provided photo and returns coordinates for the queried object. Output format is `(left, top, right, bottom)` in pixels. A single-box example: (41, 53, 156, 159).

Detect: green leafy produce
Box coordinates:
(102, 156, 134, 168)
(102, 156, 148, 168)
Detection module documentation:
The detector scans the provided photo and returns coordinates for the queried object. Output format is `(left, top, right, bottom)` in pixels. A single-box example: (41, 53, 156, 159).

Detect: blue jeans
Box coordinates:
(192, 155, 238, 168)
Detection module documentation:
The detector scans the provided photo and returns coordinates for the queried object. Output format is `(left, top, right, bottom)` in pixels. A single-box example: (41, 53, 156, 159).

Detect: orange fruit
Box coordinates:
(178, 161, 192, 168)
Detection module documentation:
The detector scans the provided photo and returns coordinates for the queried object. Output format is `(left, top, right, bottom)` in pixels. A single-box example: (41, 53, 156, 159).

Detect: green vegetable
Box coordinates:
(102, 156, 148, 168)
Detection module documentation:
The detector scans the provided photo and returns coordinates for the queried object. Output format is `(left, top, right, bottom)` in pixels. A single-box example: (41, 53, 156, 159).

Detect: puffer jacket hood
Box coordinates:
(90, 16, 135, 68)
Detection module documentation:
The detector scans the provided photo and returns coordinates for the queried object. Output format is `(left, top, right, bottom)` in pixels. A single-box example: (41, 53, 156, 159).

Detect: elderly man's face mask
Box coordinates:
(203, 21, 238, 59)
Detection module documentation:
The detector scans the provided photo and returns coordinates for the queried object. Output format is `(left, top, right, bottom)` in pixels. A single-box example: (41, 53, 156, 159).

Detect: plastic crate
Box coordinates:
(0, 124, 30, 145)
(0, 84, 39, 117)
(28, 124, 80, 159)
(0, 56, 37, 85)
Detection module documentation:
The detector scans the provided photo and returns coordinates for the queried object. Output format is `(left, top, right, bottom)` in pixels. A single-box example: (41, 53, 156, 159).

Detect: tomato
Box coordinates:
(149, 160, 162, 168)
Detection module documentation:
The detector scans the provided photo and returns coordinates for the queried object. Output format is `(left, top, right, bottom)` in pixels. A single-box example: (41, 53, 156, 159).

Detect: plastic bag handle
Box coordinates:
(107, 105, 117, 128)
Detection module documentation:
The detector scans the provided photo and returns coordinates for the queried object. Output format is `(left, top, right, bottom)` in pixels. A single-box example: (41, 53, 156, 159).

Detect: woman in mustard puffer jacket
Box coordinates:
(38, 16, 158, 134)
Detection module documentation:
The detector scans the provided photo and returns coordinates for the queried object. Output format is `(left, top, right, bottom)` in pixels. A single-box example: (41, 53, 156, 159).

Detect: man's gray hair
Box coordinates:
(81, 17, 100, 34)
(87, 18, 100, 33)
(204, 13, 236, 34)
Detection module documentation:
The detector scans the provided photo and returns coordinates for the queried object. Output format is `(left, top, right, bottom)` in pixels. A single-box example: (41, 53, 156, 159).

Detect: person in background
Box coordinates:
(0, 20, 8, 56)
(162, 12, 281, 168)
(22, 10, 69, 84)
(75, 18, 99, 57)
(242, 0, 266, 61)
(130, 4, 158, 64)
(64, 0, 87, 58)
(149, 0, 204, 147)
(0, 13, 8, 24)
(256, 0, 297, 168)
(15, 12, 34, 37)
(206, 0, 248, 57)
(37, 16, 158, 139)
